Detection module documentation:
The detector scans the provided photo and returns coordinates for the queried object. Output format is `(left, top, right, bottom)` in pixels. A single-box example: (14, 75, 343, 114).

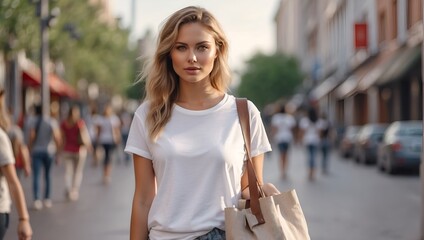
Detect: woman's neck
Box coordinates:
(176, 83, 225, 110)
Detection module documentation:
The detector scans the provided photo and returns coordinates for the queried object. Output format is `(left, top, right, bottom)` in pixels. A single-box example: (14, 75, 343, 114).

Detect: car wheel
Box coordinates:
(377, 154, 385, 171)
(385, 154, 396, 175)
(360, 151, 367, 164)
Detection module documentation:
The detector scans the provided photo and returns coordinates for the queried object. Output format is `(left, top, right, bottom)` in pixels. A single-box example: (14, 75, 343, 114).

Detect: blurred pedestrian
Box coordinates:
(0, 88, 32, 239)
(59, 104, 92, 201)
(96, 104, 120, 184)
(317, 112, 332, 175)
(28, 104, 61, 210)
(7, 113, 31, 179)
(85, 104, 101, 167)
(270, 102, 296, 179)
(119, 109, 132, 165)
(125, 6, 276, 239)
(299, 107, 320, 181)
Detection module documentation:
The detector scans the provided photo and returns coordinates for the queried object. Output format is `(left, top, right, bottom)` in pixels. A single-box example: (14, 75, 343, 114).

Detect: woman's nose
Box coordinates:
(188, 51, 197, 63)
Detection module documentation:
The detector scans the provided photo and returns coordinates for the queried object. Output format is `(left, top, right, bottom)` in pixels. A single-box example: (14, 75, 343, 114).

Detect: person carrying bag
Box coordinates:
(224, 98, 310, 240)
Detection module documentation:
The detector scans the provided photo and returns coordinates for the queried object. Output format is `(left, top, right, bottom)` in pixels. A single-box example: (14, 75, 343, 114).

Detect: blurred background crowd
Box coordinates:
(0, 0, 423, 239)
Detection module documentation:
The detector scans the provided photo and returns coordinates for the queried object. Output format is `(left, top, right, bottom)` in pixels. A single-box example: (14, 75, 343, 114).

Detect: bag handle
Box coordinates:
(236, 98, 265, 225)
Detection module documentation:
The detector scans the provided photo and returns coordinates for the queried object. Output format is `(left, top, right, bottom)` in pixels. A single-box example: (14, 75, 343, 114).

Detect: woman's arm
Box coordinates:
(241, 154, 264, 199)
(1, 164, 32, 239)
(130, 154, 156, 240)
(241, 154, 280, 199)
(20, 143, 31, 177)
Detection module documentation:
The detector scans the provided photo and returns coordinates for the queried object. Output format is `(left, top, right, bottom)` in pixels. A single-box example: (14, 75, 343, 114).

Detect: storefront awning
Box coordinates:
(359, 44, 420, 90)
(21, 59, 78, 98)
(335, 45, 413, 99)
(335, 75, 357, 98)
(311, 76, 341, 100)
(376, 44, 421, 86)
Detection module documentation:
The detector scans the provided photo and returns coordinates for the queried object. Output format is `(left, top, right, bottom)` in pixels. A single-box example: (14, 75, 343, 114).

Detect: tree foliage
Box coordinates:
(237, 52, 303, 110)
(0, 0, 134, 95)
(0, 0, 39, 56)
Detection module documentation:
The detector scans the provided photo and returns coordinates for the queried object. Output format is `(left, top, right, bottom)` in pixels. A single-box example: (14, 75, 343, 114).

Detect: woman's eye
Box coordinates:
(198, 45, 208, 51)
(176, 45, 186, 51)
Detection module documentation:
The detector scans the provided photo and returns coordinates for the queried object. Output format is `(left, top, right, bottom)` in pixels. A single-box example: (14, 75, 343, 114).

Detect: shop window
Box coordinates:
(407, 0, 423, 29)
(391, 0, 398, 40)
(378, 12, 386, 44)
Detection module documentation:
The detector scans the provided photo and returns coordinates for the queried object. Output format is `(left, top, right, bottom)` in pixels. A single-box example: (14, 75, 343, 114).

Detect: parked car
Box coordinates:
(377, 121, 422, 174)
(353, 123, 388, 164)
(339, 125, 361, 158)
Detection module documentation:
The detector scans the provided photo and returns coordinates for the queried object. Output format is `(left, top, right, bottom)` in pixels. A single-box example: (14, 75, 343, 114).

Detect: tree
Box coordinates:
(237, 52, 303, 110)
(0, 0, 133, 95)
(48, 0, 133, 93)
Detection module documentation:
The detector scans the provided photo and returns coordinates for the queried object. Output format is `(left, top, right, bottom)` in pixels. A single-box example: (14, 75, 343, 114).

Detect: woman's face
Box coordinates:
(71, 107, 80, 120)
(170, 22, 217, 84)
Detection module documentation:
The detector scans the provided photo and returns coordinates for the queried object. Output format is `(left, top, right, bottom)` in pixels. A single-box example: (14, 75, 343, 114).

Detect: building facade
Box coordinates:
(275, 0, 423, 129)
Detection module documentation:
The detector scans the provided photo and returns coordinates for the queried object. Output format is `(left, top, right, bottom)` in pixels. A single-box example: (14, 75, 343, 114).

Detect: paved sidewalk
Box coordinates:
(5, 157, 134, 240)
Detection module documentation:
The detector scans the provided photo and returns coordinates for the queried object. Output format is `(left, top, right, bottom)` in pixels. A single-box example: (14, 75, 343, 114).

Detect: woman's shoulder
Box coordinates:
(133, 101, 150, 118)
(229, 95, 260, 112)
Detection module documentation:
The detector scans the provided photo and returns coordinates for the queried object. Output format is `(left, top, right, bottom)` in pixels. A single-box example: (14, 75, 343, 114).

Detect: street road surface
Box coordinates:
(5, 145, 420, 240)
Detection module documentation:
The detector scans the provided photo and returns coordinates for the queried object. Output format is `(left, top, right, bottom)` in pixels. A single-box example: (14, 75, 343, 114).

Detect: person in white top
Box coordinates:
(0, 88, 32, 239)
(299, 107, 321, 181)
(124, 6, 278, 240)
(96, 104, 121, 184)
(270, 103, 296, 179)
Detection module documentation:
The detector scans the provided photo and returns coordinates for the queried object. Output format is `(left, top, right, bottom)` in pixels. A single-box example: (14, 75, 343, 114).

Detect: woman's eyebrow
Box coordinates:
(174, 41, 211, 45)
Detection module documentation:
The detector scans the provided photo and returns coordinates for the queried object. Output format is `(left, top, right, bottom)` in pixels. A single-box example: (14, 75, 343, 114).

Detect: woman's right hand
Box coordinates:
(262, 183, 280, 197)
(18, 220, 32, 240)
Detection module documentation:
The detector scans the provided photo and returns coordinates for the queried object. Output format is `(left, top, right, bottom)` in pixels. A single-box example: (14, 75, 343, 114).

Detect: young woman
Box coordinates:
(60, 105, 91, 201)
(28, 104, 61, 210)
(125, 6, 277, 240)
(271, 103, 296, 179)
(0, 88, 32, 239)
(96, 104, 121, 184)
(299, 107, 321, 181)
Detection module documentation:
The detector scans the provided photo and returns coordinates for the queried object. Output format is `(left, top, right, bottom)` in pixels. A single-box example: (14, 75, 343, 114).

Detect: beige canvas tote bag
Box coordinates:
(225, 98, 310, 240)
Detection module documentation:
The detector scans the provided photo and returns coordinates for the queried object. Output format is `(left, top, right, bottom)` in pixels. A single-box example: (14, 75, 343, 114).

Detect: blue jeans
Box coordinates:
(307, 144, 318, 169)
(0, 213, 9, 240)
(101, 143, 116, 167)
(321, 139, 331, 172)
(195, 228, 226, 240)
(32, 151, 53, 200)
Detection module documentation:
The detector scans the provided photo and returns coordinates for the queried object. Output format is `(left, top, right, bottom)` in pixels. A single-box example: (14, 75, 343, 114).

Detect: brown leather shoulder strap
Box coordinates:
(235, 98, 265, 225)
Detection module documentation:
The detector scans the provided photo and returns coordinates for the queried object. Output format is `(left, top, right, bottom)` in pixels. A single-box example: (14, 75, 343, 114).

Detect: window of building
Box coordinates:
(391, 0, 398, 39)
(407, 0, 423, 29)
(378, 12, 386, 44)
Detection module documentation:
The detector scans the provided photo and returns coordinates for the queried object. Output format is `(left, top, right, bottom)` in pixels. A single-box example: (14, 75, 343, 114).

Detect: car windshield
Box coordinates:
(397, 126, 422, 136)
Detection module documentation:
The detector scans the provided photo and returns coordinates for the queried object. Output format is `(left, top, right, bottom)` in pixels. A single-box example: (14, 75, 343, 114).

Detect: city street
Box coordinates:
(5, 145, 421, 240)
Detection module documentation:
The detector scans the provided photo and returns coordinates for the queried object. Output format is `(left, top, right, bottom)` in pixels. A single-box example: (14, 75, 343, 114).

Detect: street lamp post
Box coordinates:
(421, 2, 424, 239)
(40, 0, 49, 118)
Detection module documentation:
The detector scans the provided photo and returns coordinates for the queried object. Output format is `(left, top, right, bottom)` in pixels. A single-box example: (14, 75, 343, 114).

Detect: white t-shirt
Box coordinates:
(299, 117, 321, 145)
(125, 94, 271, 240)
(0, 128, 14, 213)
(271, 113, 296, 143)
(97, 115, 120, 144)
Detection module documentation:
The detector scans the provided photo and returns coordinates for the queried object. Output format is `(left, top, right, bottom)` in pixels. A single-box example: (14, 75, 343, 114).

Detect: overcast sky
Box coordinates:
(108, 0, 280, 72)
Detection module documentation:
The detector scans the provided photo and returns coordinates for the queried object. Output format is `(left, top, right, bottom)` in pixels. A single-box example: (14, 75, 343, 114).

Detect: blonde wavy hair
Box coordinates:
(142, 6, 231, 141)
(0, 89, 11, 131)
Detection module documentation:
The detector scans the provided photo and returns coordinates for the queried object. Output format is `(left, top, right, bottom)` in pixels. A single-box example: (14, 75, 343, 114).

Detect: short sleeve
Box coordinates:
(50, 118, 59, 130)
(248, 101, 272, 157)
(0, 130, 15, 166)
(124, 105, 152, 160)
(288, 115, 296, 128)
(300, 117, 309, 129)
(77, 119, 86, 129)
(270, 114, 279, 127)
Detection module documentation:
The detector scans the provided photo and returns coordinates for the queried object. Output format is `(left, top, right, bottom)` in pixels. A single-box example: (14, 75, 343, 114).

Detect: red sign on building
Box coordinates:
(354, 23, 368, 49)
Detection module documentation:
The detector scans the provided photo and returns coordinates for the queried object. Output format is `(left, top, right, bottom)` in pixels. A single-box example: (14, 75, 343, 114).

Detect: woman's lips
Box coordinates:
(184, 67, 201, 74)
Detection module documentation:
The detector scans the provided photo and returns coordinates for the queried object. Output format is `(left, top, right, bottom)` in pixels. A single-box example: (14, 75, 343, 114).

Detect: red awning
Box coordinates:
(21, 60, 78, 99)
